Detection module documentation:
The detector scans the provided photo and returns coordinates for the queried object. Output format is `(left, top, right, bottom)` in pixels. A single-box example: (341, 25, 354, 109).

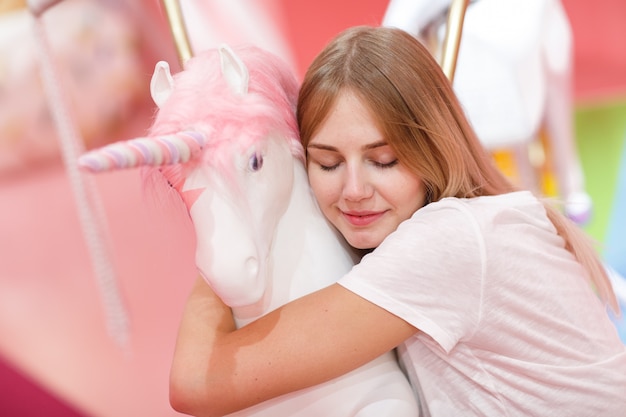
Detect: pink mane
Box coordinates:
(148, 45, 303, 191)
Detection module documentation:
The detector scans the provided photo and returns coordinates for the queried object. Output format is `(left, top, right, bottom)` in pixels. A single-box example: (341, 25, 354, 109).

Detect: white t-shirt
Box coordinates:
(339, 191, 626, 416)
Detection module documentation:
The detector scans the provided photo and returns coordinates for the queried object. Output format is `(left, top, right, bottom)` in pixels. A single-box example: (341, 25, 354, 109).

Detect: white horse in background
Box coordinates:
(383, 0, 592, 224)
(79, 45, 419, 416)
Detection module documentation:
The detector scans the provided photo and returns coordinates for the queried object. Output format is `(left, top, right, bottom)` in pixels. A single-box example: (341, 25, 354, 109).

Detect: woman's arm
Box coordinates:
(169, 276, 417, 417)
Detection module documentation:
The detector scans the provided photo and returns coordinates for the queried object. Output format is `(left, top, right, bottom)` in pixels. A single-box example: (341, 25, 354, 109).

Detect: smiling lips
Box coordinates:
(341, 210, 385, 226)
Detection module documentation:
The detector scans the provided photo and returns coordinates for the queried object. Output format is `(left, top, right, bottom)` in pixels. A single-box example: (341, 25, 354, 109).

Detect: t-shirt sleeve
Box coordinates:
(338, 201, 486, 353)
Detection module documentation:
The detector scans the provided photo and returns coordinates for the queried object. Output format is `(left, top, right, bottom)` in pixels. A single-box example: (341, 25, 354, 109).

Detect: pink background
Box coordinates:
(0, 1, 624, 416)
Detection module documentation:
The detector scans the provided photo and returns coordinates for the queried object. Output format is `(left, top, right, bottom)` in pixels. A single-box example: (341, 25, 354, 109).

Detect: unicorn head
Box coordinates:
(79, 44, 303, 309)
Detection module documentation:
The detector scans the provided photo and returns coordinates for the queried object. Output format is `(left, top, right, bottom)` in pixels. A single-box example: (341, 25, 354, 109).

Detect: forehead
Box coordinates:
(309, 90, 384, 148)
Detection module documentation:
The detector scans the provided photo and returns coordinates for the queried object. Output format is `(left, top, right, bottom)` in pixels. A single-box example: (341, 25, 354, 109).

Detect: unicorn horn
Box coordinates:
(78, 131, 206, 172)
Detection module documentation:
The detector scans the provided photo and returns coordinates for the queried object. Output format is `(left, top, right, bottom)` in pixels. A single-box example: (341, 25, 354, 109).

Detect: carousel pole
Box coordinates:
(440, 0, 470, 83)
(160, 0, 194, 67)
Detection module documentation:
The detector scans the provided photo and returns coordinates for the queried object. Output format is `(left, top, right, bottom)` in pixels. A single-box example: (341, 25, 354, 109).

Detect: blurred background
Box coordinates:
(0, 0, 624, 416)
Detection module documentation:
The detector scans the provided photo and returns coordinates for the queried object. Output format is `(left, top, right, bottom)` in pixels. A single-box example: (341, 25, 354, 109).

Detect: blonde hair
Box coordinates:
(297, 26, 617, 312)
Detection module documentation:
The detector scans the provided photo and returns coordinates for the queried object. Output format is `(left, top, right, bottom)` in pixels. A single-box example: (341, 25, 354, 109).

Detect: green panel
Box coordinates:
(574, 100, 626, 246)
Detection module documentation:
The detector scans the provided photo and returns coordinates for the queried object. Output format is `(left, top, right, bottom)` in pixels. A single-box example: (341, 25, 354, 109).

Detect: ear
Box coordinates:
(219, 44, 249, 96)
(150, 61, 174, 108)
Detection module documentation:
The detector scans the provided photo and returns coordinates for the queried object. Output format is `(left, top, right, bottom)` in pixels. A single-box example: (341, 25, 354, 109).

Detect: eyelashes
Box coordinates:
(317, 159, 398, 171)
(318, 163, 338, 172)
(373, 160, 399, 169)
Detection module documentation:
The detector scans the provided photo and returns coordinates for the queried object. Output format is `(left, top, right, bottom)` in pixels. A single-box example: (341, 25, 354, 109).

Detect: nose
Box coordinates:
(342, 164, 374, 201)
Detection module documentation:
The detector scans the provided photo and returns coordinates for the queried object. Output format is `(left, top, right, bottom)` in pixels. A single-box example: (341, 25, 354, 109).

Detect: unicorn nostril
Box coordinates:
(245, 257, 259, 278)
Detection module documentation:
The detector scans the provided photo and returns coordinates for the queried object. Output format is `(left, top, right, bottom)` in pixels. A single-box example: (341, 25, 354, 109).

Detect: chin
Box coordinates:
(346, 235, 381, 251)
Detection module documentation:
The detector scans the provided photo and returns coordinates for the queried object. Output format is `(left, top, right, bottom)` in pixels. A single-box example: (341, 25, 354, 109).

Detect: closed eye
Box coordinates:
(318, 163, 340, 171)
(316, 159, 398, 171)
(372, 159, 398, 169)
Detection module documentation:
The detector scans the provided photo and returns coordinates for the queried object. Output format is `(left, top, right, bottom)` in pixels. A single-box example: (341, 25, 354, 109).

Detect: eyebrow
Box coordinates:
(307, 140, 389, 152)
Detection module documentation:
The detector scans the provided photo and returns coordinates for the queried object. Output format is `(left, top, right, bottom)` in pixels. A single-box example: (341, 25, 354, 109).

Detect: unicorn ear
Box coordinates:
(219, 44, 249, 96)
(150, 61, 174, 108)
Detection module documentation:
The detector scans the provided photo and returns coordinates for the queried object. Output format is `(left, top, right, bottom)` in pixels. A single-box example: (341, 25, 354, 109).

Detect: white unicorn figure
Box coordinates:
(78, 45, 419, 416)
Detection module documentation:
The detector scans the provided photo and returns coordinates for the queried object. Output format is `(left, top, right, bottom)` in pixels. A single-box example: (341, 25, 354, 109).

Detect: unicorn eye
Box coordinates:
(248, 153, 264, 171)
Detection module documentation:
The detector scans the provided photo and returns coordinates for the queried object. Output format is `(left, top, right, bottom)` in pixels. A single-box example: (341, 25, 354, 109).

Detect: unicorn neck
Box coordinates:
(270, 162, 358, 302)
(231, 160, 358, 328)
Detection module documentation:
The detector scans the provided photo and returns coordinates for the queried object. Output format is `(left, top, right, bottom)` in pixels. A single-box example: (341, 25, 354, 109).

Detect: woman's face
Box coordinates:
(306, 90, 427, 249)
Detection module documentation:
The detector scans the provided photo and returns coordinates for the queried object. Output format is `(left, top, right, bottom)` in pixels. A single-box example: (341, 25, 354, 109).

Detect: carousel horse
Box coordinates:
(383, 0, 593, 224)
(78, 45, 419, 416)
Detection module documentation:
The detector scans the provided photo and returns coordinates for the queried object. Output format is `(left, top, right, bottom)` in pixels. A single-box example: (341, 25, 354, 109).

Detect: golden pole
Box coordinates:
(440, 0, 470, 83)
(160, 0, 194, 67)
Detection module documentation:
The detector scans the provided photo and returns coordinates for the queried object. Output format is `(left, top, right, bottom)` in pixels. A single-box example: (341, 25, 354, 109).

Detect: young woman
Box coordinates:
(169, 26, 626, 417)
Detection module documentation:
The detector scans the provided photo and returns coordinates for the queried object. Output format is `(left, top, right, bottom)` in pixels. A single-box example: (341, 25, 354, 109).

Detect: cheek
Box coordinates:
(310, 182, 332, 211)
(390, 176, 426, 214)
(307, 170, 332, 204)
(406, 183, 427, 213)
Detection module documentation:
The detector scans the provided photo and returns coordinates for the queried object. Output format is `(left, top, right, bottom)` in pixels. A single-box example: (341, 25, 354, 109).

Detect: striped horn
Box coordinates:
(78, 131, 206, 172)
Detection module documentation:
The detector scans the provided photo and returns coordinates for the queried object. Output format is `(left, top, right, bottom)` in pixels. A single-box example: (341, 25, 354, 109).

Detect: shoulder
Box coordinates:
(358, 191, 547, 274)
(384, 191, 549, 259)
(415, 191, 549, 233)
(420, 190, 543, 218)
(372, 196, 489, 269)
(392, 195, 484, 245)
